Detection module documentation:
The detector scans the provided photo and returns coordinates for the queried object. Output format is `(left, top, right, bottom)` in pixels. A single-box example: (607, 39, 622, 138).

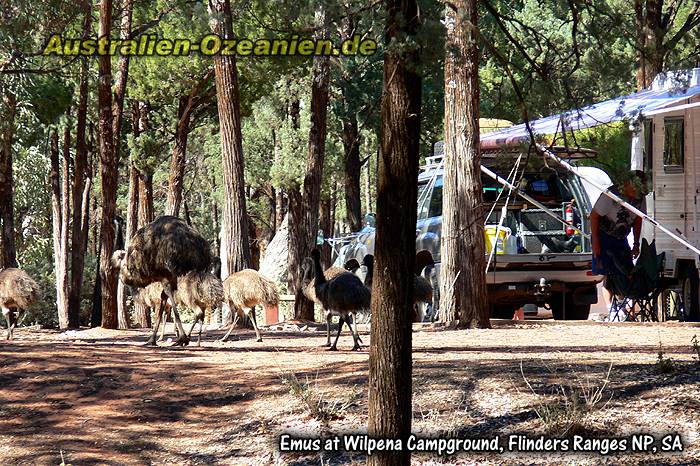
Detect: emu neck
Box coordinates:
(364, 262, 374, 288)
(312, 254, 326, 288)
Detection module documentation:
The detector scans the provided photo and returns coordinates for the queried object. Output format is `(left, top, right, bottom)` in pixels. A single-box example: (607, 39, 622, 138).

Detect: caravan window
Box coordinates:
(643, 119, 653, 171)
(663, 117, 684, 173)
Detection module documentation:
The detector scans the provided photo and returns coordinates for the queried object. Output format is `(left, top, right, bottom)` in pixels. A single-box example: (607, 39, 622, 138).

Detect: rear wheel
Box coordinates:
(491, 305, 516, 319)
(680, 266, 700, 322)
(550, 293, 591, 320)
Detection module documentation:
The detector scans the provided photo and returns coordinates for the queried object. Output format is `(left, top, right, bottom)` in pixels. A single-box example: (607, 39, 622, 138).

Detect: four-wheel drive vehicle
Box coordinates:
(339, 145, 603, 320)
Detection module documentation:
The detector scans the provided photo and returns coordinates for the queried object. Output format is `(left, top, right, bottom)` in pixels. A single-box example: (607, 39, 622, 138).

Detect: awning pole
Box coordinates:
(537, 144, 700, 256)
(480, 165, 589, 238)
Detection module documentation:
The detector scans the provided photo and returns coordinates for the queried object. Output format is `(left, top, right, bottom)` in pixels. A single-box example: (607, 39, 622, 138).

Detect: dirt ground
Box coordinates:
(1, 319, 699, 466)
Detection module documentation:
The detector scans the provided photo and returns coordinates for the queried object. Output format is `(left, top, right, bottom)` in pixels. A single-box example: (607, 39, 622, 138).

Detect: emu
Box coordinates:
(176, 271, 224, 346)
(310, 249, 369, 351)
(300, 257, 352, 347)
(134, 282, 174, 341)
(360, 254, 433, 323)
(221, 269, 279, 342)
(111, 215, 213, 346)
(0, 268, 40, 340)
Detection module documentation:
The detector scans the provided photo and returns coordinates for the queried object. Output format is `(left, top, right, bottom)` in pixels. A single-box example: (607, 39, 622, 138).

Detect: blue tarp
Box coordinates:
(481, 75, 700, 146)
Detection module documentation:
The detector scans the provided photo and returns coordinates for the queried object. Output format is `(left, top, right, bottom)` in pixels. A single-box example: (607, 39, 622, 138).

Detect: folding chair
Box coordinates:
(607, 239, 665, 322)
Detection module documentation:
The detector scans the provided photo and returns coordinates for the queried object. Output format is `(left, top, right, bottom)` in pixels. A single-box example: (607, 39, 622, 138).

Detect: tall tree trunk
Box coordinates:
(131, 103, 151, 328)
(319, 196, 332, 268)
(0, 91, 17, 268)
(288, 4, 331, 321)
(342, 114, 362, 232)
(68, 6, 91, 327)
(126, 168, 140, 243)
(274, 126, 287, 232)
(367, 0, 421, 464)
(133, 170, 153, 328)
(339, 15, 363, 233)
(365, 149, 373, 214)
(51, 130, 70, 329)
(112, 0, 132, 156)
(138, 172, 154, 228)
(208, 0, 251, 283)
(165, 72, 213, 218)
(114, 0, 134, 331)
(61, 126, 71, 321)
(98, 0, 118, 329)
(439, 0, 490, 329)
(210, 176, 220, 254)
(165, 96, 191, 217)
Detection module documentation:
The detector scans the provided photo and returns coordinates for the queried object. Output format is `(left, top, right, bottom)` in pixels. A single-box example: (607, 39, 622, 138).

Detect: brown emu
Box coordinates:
(0, 268, 40, 340)
(300, 258, 346, 304)
(310, 249, 369, 351)
(135, 282, 182, 342)
(221, 269, 279, 342)
(111, 215, 213, 346)
(176, 271, 224, 345)
(361, 254, 433, 322)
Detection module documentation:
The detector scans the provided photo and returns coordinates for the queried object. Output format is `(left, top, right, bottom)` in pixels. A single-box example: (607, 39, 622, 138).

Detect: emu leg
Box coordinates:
(324, 311, 332, 347)
(8, 312, 17, 340)
(350, 312, 362, 351)
(220, 306, 239, 342)
(187, 308, 205, 346)
(158, 306, 168, 341)
(169, 304, 189, 346)
(147, 302, 166, 346)
(329, 315, 344, 351)
(3, 307, 12, 340)
(163, 285, 189, 346)
(247, 306, 262, 342)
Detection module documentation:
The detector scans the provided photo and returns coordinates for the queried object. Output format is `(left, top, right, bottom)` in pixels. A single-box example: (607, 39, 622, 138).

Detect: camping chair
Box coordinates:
(607, 239, 665, 322)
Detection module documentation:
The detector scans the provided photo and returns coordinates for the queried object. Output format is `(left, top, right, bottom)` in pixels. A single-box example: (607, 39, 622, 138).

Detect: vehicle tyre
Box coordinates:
(550, 293, 591, 320)
(680, 266, 700, 322)
(491, 305, 516, 319)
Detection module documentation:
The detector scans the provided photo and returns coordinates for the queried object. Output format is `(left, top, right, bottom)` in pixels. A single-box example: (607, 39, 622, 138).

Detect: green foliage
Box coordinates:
(27, 75, 74, 125)
(569, 123, 632, 183)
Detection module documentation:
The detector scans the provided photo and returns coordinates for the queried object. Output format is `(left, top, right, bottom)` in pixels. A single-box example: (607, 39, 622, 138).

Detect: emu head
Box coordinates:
(111, 249, 127, 273)
(344, 258, 360, 273)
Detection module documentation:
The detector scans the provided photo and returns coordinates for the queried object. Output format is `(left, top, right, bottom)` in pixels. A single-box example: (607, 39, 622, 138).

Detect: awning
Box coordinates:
(481, 69, 700, 148)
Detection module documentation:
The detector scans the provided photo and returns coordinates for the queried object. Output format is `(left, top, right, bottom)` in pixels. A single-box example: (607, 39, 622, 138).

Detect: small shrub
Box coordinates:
(522, 362, 613, 436)
(692, 335, 700, 366)
(655, 341, 677, 374)
(281, 371, 360, 422)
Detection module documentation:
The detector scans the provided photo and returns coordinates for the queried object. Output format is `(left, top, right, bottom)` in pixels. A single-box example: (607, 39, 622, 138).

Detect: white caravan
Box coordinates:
(481, 68, 700, 320)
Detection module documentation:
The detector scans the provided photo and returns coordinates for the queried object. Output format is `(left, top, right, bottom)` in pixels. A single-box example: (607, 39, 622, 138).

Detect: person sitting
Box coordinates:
(590, 170, 648, 321)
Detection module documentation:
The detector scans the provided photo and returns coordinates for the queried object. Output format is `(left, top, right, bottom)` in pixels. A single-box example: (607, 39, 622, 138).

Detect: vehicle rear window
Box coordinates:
(522, 173, 572, 203)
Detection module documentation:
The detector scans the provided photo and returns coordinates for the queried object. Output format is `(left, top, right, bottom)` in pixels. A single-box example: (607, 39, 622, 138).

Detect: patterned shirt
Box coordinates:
(593, 191, 646, 240)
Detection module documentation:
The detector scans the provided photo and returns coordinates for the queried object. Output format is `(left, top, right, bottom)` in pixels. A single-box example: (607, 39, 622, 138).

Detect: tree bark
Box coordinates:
(137, 172, 154, 228)
(0, 91, 17, 268)
(367, 1, 421, 464)
(342, 114, 363, 232)
(339, 15, 363, 233)
(319, 196, 332, 268)
(113, 0, 134, 331)
(51, 130, 70, 329)
(130, 103, 151, 328)
(365, 150, 373, 214)
(165, 96, 190, 217)
(439, 0, 490, 329)
(165, 73, 212, 217)
(98, 0, 119, 329)
(68, 6, 92, 327)
(208, 0, 251, 282)
(288, 4, 331, 321)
